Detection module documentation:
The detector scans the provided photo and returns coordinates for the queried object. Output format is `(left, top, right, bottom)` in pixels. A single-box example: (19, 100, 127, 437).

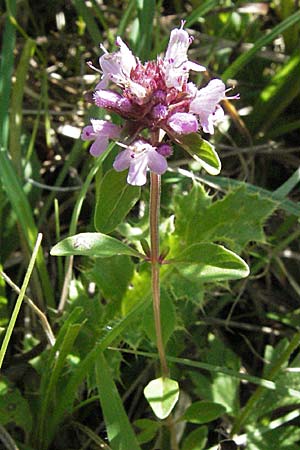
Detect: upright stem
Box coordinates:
(149, 171, 169, 378)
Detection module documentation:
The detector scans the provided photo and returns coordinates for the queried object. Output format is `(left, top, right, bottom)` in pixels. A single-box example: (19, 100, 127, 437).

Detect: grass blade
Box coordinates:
(185, 0, 221, 28)
(95, 350, 141, 450)
(0, 234, 42, 369)
(73, 0, 103, 46)
(0, 0, 16, 148)
(249, 51, 300, 135)
(222, 9, 300, 81)
(9, 38, 36, 173)
(134, 0, 155, 60)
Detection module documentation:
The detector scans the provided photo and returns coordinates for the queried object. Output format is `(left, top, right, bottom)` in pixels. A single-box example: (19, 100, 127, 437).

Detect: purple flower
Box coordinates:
(93, 89, 133, 114)
(189, 79, 227, 134)
(82, 22, 239, 185)
(163, 21, 206, 90)
(113, 140, 168, 186)
(81, 119, 121, 157)
(97, 37, 137, 89)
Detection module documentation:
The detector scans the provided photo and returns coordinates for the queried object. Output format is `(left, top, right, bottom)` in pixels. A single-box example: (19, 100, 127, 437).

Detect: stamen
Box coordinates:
(86, 61, 102, 73)
(99, 43, 108, 54)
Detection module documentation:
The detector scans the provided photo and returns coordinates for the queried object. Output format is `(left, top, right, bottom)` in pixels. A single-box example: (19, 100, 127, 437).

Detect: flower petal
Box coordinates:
(90, 136, 109, 157)
(190, 79, 226, 115)
(81, 125, 95, 141)
(113, 149, 132, 171)
(127, 155, 149, 186)
(189, 79, 226, 134)
(115, 36, 137, 76)
(168, 112, 198, 134)
(147, 149, 168, 175)
(91, 119, 121, 138)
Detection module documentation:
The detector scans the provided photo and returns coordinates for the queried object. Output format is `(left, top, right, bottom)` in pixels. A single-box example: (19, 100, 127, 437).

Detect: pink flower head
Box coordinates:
(113, 140, 168, 186)
(82, 23, 239, 184)
(81, 119, 121, 157)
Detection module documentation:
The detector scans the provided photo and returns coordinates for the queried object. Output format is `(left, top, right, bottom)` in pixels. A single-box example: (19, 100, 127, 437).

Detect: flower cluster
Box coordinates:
(81, 21, 237, 185)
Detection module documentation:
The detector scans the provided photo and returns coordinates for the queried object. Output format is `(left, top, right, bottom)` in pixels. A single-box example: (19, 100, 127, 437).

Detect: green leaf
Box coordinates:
(50, 232, 141, 258)
(95, 350, 141, 450)
(94, 169, 141, 234)
(143, 289, 176, 345)
(144, 377, 179, 420)
(173, 183, 275, 252)
(173, 243, 249, 281)
(188, 337, 241, 415)
(37, 317, 84, 449)
(181, 401, 226, 424)
(182, 426, 208, 450)
(134, 419, 161, 444)
(0, 378, 32, 433)
(176, 134, 221, 176)
(89, 255, 134, 303)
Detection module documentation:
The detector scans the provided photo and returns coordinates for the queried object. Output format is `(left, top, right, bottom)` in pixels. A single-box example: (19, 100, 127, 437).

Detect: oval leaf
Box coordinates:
(144, 377, 179, 420)
(50, 232, 141, 258)
(182, 426, 208, 450)
(181, 401, 226, 424)
(173, 243, 249, 281)
(176, 133, 221, 175)
(95, 169, 141, 234)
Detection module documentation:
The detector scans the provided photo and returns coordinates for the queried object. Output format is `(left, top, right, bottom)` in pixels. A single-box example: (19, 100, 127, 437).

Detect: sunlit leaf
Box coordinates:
(176, 133, 221, 175)
(172, 243, 249, 281)
(51, 232, 141, 258)
(144, 377, 179, 419)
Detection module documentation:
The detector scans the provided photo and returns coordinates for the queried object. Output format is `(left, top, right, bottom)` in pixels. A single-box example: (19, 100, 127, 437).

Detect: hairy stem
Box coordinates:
(150, 171, 169, 378)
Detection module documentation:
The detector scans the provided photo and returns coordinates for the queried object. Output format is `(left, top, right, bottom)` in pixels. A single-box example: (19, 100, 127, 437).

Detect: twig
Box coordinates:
(0, 270, 55, 347)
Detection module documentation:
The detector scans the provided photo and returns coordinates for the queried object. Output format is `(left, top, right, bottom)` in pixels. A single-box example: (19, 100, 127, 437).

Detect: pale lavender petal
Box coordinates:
(127, 155, 148, 186)
(165, 27, 190, 65)
(89, 136, 109, 157)
(190, 79, 226, 115)
(213, 105, 225, 121)
(81, 125, 95, 141)
(186, 61, 206, 72)
(201, 105, 225, 134)
(113, 149, 132, 171)
(147, 149, 168, 175)
(94, 90, 122, 108)
(115, 36, 137, 75)
(91, 119, 120, 138)
(168, 112, 198, 134)
(95, 75, 110, 90)
(201, 115, 214, 135)
(187, 82, 198, 97)
(189, 79, 226, 134)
